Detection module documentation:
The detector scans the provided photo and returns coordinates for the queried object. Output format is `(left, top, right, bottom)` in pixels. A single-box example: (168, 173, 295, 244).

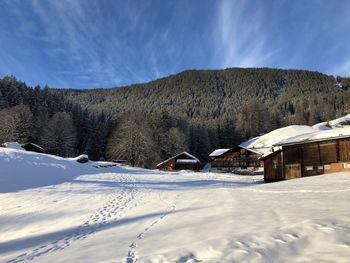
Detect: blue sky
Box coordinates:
(0, 0, 349, 89)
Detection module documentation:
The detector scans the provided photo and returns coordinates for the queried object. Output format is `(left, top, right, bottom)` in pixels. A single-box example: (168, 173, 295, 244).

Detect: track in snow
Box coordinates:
(126, 193, 176, 263)
(7, 174, 138, 263)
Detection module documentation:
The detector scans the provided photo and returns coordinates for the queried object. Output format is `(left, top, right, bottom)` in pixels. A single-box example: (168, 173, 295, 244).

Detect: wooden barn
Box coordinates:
(156, 152, 202, 171)
(262, 135, 350, 182)
(209, 146, 264, 171)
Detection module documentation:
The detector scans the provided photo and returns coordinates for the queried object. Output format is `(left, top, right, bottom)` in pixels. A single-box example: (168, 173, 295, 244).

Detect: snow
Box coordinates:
(241, 115, 350, 152)
(241, 125, 316, 149)
(277, 127, 350, 146)
(0, 147, 91, 192)
(71, 154, 89, 162)
(313, 114, 350, 130)
(1, 148, 350, 262)
(239, 125, 315, 156)
(209, 149, 230, 157)
(209, 115, 350, 159)
(176, 159, 198, 164)
(1, 142, 24, 150)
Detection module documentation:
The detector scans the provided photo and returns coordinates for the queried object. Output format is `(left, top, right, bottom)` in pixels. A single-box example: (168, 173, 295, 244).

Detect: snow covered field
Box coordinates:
(1, 148, 350, 262)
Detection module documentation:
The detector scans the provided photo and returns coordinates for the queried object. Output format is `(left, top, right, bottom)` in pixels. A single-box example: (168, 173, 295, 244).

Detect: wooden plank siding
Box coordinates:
(339, 139, 350, 162)
(210, 146, 262, 170)
(263, 136, 350, 182)
(156, 152, 202, 171)
(263, 150, 283, 182)
(157, 159, 176, 171)
(319, 141, 338, 164)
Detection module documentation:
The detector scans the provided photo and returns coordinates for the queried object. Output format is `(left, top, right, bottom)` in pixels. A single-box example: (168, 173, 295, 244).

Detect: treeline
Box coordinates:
(1, 68, 350, 167)
(61, 68, 350, 156)
(0, 76, 192, 166)
(0, 76, 112, 160)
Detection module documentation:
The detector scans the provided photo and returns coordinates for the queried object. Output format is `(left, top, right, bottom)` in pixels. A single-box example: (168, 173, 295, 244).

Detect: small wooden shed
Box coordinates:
(209, 146, 264, 170)
(156, 152, 202, 171)
(21, 143, 45, 153)
(262, 135, 350, 182)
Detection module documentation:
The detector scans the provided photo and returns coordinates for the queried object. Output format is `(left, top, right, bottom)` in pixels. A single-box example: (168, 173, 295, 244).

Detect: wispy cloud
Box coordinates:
(1, 0, 350, 87)
(213, 0, 276, 68)
(29, 0, 124, 87)
(0, 0, 157, 87)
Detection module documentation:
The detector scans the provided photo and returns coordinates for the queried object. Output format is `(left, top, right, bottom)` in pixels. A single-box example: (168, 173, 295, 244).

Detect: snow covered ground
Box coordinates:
(1, 148, 350, 262)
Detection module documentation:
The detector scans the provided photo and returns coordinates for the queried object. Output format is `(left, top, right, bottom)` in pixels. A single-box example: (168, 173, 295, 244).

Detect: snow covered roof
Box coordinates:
(259, 148, 282, 160)
(240, 125, 316, 149)
(235, 114, 350, 157)
(275, 128, 350, 146)
(209, 149, 231, 157)
(156, 152, 201, 167)
(176, 159, 198, 164)
(313, 114, 350, 130)
(238, 145, 270, 156)
(209, 146, 270, 158)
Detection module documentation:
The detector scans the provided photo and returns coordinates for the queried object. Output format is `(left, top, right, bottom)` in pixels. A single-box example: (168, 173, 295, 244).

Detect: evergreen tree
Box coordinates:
(40, 112, 76, 157)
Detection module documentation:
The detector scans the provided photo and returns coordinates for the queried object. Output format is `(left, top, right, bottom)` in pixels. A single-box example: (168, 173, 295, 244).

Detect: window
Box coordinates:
(240, 149, 246, 154)
(324, 164, 331, 170)
(273, 160, 278, 169)
(305, 166, 313, 171)
(318, 166, 323, 170)
(285, 164, 299, 170)
(343, 163, 350, 169)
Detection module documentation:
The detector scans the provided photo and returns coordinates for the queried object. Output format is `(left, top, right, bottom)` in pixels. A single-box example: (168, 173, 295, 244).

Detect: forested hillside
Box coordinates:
(1, 68, 350, 166)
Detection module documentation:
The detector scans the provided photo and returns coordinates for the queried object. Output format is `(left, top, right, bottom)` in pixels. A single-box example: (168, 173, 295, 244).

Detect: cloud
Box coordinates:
(213, 0, 276, 69)
(0, 0, 152, 88)
(1, 0, 349, 88)
(29, 0, 122, 86)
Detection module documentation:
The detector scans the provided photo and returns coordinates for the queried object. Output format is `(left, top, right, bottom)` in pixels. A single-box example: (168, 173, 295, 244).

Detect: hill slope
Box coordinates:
(2, 67, 350, 161)
(60, 68, 350, 155)
(63, 68, 350, 123)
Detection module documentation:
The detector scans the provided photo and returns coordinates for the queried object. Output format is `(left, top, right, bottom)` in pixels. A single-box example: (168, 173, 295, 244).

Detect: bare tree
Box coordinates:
(160, 127, 188, 158)
(107, 113, 160, 168)
(0, 104, 33, 143)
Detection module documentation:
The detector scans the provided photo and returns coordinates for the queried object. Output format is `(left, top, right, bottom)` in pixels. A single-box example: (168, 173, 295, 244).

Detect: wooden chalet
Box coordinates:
(209, 146, 264, 171)
(262, 135, 350, 182)
(156, 152, 202, 171)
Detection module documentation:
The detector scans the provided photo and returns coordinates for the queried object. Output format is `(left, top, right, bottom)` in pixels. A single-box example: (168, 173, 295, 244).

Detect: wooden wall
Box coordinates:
(211, 147, 262, 169)
(264, 137, 350, 182)
(263, 151, 283, 181)
(211, 150, 240, 168)
(176, 163, 201, 171)
(157, 159, 176, 171)
(339, 139, 350, 162)
(157, 153, 202, 171)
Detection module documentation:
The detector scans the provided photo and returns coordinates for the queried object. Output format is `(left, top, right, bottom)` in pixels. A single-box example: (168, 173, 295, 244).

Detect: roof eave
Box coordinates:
(274, 134, 350, 147)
